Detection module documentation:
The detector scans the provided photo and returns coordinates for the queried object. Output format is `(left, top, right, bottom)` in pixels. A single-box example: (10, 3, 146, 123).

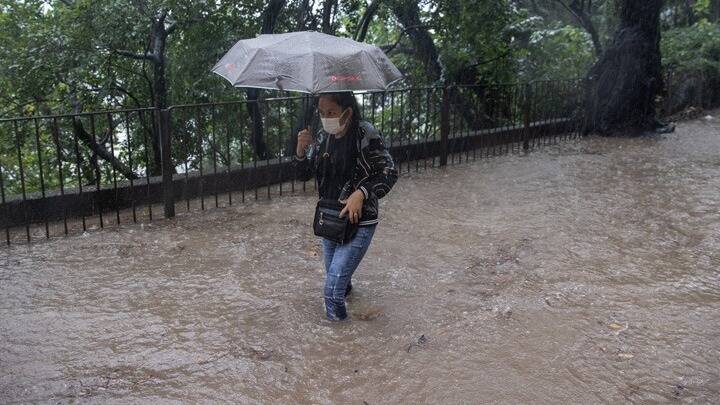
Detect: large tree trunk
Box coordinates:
(149, 14, 173, 174)
(389, 1, 491, 130)
(584, 0, 664, 136)
(711, 0, 720, 22)
(245, 0, 286, 161)
(321, 0, 337, 34)
(295, 0, 311, 30)
(390, 1, 442, 80)
(115, 10, 176, 174)
(150, 17, 170, 110)
(683, 0, 697, 25)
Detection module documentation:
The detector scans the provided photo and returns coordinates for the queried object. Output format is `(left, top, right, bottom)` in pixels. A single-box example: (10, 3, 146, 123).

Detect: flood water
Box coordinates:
(1, 113, 719, 404)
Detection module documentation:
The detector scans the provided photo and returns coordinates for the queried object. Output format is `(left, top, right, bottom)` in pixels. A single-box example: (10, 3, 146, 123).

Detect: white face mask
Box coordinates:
(320, 109, 349, 135)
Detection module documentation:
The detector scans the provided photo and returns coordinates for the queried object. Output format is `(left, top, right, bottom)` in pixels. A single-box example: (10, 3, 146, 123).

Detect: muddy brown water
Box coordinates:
(1, 113, 719, 404)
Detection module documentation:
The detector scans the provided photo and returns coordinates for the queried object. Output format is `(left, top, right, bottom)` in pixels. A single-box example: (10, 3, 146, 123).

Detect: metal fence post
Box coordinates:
(581, 77, 591, 136)
(664, 70, 672, 116)
(699, 71, 706, 109)
(440, 85, 450, 166)
(522, 83, 532, 151)
(159, 108, 175, 218)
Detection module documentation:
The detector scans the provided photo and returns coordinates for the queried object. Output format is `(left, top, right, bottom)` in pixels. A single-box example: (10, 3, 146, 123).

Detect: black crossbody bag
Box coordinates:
(313, 198, 358, 244)
(312, 133, 358, 244)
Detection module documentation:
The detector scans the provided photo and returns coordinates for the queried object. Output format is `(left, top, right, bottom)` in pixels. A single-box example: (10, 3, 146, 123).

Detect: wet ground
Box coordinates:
(1, 112, 719, 404)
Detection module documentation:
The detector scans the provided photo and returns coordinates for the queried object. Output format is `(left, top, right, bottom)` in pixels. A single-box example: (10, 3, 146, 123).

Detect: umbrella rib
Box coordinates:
(213, 31, 403, 93)
(265, 31, 312, 53)
(311, 51, 321, 94)
(231, 49, 265, 86)
(361, 50, 379, 83)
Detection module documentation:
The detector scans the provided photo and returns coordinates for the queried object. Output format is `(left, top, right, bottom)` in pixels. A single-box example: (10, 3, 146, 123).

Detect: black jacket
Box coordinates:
(292, 121, 398, 226)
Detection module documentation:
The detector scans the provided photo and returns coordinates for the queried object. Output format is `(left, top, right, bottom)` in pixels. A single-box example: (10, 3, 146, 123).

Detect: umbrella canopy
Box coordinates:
(212, 31, 403, 94)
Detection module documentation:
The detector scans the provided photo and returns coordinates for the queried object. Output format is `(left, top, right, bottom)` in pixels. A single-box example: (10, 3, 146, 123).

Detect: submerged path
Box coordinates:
(1, 112, 719, 404)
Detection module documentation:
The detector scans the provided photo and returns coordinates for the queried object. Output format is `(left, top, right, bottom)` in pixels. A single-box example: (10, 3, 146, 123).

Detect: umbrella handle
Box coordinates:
(302, 95, 309, 128)
(303, 94, 318, 135)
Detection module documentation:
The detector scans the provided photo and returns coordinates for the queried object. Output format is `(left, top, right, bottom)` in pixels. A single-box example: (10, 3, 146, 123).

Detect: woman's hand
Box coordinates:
(296, 127, 313, 157)
(339, 190, 365, 224)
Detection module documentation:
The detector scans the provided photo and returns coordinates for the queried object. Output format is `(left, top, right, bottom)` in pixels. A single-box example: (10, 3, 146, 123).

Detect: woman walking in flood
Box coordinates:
(293, 92, 397, 321)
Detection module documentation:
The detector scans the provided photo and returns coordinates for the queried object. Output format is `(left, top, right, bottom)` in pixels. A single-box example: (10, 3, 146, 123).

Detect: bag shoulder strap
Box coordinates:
(318, 133, 334, 194)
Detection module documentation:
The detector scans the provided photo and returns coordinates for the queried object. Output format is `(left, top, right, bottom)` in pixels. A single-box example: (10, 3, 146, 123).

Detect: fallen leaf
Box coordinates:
(608, 322, 626, 330)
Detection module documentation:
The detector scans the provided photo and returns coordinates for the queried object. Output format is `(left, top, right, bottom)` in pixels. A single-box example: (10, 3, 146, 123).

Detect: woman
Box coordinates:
(293, 92, 398, 321)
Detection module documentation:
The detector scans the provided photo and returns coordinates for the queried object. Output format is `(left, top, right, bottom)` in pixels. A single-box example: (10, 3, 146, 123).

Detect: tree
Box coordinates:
(584, 0, 667, 135)
(244, 0, 287, 161)
(108, 9, 176, 175)
(321, 0, 338, 34)
(0, 0, 273, 186)
(355, 0, 382, 42)
(389, 0, 442, 80)
(554, 0, 604, 56)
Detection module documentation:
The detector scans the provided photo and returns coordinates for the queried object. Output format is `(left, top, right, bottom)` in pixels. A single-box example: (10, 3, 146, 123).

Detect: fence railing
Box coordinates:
(0, 80, 586, 244)
(661, 68, 720, 116)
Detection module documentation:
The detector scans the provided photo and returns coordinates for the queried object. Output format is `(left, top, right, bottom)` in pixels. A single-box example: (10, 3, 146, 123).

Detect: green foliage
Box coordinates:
(693, 0, 711, 18)
(433, 0, 518, 85)
(0, 0, 272, 118)
(0, 0, 275, 197)
(2, 0, 718, 199)
(662, 20, 720, 76)
(515, 19, 595, 81)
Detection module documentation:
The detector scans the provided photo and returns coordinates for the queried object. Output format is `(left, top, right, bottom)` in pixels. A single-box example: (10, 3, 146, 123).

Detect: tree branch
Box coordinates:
(296, 0, 311, 30)
(355, 0, 382, 42)
(556, 0, 582, 24)
(113, 49, 155, 61)
(69, 93, 139, 180)
(165, 21, 177, 35)
(130, 0, 150, 18)
(261, 0, 287, 34)
(555, 0, 603, 56)
(156, 9, 168, 25)
(112, 83, 145, 108)
(528, 0, 548, 18)
(321, 0, 336, 34)
(71, 117, 139, 180)
(108, 60, 148, 79)
(384, 44, 415, 55)
(467, 50, 513, 69)
(379, 24, 429, 53)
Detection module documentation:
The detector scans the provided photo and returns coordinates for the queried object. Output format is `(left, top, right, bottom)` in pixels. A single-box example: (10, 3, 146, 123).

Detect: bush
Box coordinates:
(661, 20, 720, 111)
(663, 20, 720, 76)
(516, 21, 596, 81)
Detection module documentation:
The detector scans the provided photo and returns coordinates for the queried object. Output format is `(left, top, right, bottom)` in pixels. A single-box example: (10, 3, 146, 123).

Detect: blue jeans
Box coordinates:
(321, 225, 377, 321)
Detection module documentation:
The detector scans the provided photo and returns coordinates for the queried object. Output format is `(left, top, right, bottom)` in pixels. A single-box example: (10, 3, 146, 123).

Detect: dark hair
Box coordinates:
(317, 92, 362, 188)
(317, 91, 363, 131)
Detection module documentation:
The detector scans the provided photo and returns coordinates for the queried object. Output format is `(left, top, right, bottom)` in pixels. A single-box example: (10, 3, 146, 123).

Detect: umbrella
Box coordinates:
(211, 30, 402, 94)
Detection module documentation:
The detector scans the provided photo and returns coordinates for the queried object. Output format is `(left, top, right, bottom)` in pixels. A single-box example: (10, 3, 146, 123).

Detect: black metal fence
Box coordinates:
(661, 69, 720, 116)
(0, 80, 585, 244)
